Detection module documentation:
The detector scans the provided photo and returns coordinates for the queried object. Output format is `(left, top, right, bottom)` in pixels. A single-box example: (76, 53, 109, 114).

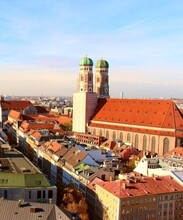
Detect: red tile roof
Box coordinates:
(28, 130, 42, 140)
(90, 98, 183, 135)
(67, 150, 87, 167)
(96, 174, 183, 198)
(120, 147, 139, 160)
(55, 147, 68, 158)
(100, 140, 118, 150)
(1, 101, 32, 110)
(48, 141, 61, 153)
(62, 146, 77, 160)
(19, 121, 55, 133)
(87, 177, 104, 190)
(55, 117, 72, 125)
(8, 110, 21, 120)
(164, 147, 183, 158)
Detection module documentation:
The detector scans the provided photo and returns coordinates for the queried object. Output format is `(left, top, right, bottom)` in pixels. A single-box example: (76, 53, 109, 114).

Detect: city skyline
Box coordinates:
(0, 0, 183, 98)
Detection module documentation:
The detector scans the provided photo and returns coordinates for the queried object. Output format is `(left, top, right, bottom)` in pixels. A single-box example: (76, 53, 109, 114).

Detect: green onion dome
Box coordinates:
(80, 56, 93, 66)
(95, 59, 109, 68)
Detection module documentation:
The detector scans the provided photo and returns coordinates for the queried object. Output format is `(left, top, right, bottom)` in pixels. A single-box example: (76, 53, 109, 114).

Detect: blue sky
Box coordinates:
(0, 0, 183, 98)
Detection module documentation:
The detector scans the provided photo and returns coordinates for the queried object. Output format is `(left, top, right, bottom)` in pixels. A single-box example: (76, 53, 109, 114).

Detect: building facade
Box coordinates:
(73, 57, 183, 155)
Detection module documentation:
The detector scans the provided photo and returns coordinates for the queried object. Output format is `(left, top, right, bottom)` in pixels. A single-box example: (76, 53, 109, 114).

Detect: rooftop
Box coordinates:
(0, 199, 69, 220)
(0, 148, 52, 188)
(96, 173, 183, 198)
(1, 100, 32, 110)
(90, 99, 183, 136)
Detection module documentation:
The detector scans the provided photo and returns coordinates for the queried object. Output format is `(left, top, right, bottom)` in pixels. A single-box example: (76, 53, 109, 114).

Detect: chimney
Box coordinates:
(121, 181, 127, 189)
(30, 207, 36, 213)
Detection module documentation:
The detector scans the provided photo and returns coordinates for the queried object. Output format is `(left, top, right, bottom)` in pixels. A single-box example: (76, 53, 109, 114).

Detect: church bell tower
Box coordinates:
(73, 56, 98, 133)
(94, 59, 109, 98)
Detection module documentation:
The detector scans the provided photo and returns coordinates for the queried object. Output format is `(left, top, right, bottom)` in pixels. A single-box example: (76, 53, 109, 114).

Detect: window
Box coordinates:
(35, 180, 41, 185)
(106, 130, 109, 139)
(119, 132, 123, 141)
(99, 129, 102, 136)
(134, 134, 139, 148)
(93, 129, 96, 135)
(151, 136, 156, 152)
(37, 191, 41, 199)
(29, 191, 32, 199)
(113, 131, 116, 140)
(4, 190, 7, 199)
(163, 138, 169, 155)
(0, 179, 8, 184)
(143, 135, 147, 151)
(127, 133, 131, 142)
(48, 190, 53, 199)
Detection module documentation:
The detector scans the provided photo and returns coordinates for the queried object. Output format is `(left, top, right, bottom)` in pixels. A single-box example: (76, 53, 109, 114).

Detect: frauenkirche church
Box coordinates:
(73, 57, 183, 155)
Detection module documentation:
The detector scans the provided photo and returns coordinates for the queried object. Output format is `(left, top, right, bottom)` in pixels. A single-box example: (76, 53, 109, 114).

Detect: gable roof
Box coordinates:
(8, 110, 21, 120)
(67, 150, 87, 167)
(34, 106, 48, 113)
(0, 200, 69, 220)
(62, 146, 76, 160)
(55, 116, 72, 125)
(20, 121, 56, 133)
(1, 101, 32, 110)
(90, 98, 183, 135)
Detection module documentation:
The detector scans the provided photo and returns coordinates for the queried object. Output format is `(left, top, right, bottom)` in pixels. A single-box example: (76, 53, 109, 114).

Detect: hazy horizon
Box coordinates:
(0, 0, 183, 99)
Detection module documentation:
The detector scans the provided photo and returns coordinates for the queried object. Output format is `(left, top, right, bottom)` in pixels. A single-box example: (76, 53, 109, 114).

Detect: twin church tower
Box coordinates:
(73, 56, 110, 133)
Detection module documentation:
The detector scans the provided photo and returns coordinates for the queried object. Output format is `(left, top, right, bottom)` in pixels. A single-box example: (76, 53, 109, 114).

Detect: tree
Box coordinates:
(61, 186, 89, 220)
(63, 121, 72, 132)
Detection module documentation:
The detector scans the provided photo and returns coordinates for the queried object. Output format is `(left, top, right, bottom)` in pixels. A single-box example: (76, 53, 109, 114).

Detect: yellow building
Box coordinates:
(89, 174, 183, 220)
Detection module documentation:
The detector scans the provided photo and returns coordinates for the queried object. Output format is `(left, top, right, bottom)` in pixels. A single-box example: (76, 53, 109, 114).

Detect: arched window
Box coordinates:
(134, 134, 139, 148)
(99, 129, 102, 137)
(106, 130, 109, 139)
(93, 128, 96, 135)
(163, 138, 169, 155)
(151, 136, 156, 153)
(127, 133, 131, 142)
(143, 135, 147, 151)
(119, 132, 123, 141)
(113, 131, 116, 140)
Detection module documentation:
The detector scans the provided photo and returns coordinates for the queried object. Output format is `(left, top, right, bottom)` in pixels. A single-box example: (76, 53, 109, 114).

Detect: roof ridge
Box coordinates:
(159, 101, 174, 130)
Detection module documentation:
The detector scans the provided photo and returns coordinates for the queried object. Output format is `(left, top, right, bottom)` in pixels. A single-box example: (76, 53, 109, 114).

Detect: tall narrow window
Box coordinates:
(134, 134, 139, 148)
(151, 137, 156, 152)
(127, 133, 131, 142)
(48, 190, 53, 199)
(29, 191, 32, 199)
(143, 135, 147, 151)
(163, 138, 169, 155)
(93, 129, 96, 135)
(37, 191, 41, 199)
(99, 129, 102, 136)
(119, 132, 123, 141)
(4, 190, 7, 199)
(113, 131, 116, 140)
(106, 130, 109, 139)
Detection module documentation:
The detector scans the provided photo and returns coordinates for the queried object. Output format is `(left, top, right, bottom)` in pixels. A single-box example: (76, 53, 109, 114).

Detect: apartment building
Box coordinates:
(90, 173, 183, 220)
(0, 146, 57, 204)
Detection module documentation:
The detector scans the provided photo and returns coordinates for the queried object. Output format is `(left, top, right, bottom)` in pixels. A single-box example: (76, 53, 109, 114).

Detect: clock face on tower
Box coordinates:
(89, 87, 92, 92)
